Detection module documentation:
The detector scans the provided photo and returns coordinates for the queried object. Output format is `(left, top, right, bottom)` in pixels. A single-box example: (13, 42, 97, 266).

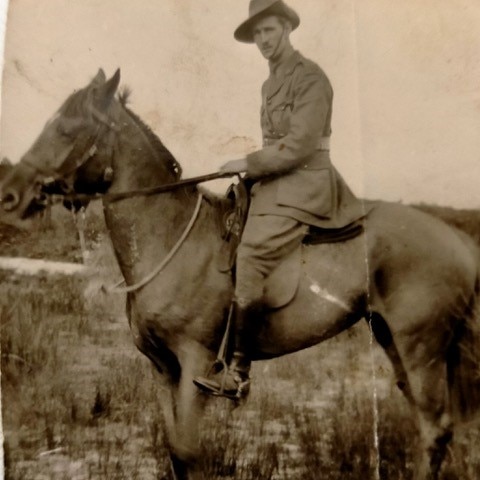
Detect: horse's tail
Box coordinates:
(448, 254, 480, 422)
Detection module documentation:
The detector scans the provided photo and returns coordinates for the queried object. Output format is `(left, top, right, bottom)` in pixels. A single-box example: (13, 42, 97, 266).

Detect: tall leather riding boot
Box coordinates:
(193, 301, 261, 400)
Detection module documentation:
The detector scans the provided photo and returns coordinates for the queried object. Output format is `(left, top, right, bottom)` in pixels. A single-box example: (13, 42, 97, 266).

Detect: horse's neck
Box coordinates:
(107, 107, 176, 192)
(101, 105, 208, 287)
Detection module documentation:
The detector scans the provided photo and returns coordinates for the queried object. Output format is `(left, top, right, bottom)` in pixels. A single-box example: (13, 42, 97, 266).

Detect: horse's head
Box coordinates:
(0, 68, 121, 223)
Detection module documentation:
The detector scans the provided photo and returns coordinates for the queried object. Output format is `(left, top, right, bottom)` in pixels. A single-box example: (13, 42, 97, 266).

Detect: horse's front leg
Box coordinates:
(130, 329, 207, 478)
(129, 303, 214, 478)
(166, 342, 212, 480)
(144, 352, 209, 480)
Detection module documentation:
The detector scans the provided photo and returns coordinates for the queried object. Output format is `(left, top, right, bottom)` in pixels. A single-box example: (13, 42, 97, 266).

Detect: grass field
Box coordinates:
(2, 203, 480, 479)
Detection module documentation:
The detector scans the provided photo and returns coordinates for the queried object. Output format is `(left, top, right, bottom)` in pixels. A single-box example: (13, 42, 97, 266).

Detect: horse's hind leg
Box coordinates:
(369, 313, 414, 404)
(392, 323, 453, 480)
(407, 360, 452, 480)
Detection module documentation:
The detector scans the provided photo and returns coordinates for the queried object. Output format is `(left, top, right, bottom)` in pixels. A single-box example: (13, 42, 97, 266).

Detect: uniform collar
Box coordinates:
(268, 47, 300, 78)
(264, 49, 302, 100)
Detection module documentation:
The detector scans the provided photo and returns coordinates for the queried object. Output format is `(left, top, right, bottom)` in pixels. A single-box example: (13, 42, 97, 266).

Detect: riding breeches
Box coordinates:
(235, 214, 308, 307)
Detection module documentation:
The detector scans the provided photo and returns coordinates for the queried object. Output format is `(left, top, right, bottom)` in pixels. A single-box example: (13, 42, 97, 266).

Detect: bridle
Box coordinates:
(19, 106, 117, 204)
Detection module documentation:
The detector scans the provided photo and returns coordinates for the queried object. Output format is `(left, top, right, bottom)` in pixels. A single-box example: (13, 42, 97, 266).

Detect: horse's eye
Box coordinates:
(56, 122, 76, 138)
(56, 124, 70, 137)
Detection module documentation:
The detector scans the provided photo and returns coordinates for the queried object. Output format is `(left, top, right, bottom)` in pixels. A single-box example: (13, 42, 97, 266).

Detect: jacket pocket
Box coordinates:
(270, 101, 293, 134)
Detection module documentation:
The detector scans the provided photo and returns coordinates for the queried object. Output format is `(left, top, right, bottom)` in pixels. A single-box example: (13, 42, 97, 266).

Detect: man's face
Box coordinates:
(253, 15, 289, 60)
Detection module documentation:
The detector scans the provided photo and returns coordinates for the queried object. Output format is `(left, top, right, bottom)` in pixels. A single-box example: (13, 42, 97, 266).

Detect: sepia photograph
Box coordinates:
(1, 1, 480, 479)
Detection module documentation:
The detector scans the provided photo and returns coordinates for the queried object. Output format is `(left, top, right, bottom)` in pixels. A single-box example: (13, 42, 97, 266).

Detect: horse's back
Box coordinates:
(300, 200, 478, 300)
(367, 201, 477, 275)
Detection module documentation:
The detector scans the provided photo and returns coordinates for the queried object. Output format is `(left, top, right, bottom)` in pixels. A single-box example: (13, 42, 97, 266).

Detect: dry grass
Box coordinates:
(2, 275, 480, 479)
(2, 203, 480, 479)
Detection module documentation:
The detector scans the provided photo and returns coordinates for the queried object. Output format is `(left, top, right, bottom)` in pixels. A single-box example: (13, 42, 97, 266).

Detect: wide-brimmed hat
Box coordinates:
(234, 0, 300, 44)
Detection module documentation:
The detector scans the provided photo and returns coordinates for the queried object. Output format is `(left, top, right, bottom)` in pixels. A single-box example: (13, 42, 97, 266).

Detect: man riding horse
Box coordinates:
(194, 0, 364, 399)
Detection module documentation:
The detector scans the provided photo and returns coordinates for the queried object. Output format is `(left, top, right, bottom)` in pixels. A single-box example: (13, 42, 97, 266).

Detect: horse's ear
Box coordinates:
(91, 68, 106, 86)
(95, 69, 121, 110)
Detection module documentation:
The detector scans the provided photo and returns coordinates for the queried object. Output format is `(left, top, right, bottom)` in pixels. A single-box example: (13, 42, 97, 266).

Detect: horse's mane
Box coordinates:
(118, 88, 182, 180)
(64, 83, 231, 223)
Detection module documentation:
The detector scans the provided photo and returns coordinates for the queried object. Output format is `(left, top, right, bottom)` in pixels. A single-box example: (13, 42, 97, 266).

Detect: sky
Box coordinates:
(0, 0, 479, 208)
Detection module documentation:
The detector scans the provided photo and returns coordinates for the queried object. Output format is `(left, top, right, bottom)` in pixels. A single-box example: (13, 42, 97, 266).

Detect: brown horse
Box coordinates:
(1, 69, 480, 480)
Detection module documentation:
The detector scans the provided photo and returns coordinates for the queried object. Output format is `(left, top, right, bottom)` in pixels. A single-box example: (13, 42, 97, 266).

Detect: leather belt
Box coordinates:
(263, 135, 330, 151)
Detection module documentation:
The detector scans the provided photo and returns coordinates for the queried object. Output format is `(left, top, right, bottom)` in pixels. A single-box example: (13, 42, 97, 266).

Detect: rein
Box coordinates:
(50, 170, 238, 204)
(104, 192, 204, 294)
(97, 171, 239, 293)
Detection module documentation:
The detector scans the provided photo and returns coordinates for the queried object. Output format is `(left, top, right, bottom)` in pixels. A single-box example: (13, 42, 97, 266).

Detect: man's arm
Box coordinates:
(220, 158, 248, 173)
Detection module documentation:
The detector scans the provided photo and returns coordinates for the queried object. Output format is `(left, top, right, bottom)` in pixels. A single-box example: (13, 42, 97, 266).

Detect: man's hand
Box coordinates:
(219, 158, 248, 174)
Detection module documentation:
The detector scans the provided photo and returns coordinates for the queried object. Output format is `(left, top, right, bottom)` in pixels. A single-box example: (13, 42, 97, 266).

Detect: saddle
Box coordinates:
(217, 179, 366, 309)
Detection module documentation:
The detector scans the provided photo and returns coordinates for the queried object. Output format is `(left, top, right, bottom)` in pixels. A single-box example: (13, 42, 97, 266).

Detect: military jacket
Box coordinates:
(246, 50, 364, 228)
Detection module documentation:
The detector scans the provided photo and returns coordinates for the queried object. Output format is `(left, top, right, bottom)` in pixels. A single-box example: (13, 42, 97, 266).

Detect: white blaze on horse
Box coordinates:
(1, 69, 480, 480)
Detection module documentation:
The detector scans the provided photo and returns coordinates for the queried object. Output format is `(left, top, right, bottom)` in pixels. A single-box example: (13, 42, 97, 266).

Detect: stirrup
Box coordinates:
(193, 362, 250, 401)
(194, 372, 250, 401)
(193, 302, 252, 401)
